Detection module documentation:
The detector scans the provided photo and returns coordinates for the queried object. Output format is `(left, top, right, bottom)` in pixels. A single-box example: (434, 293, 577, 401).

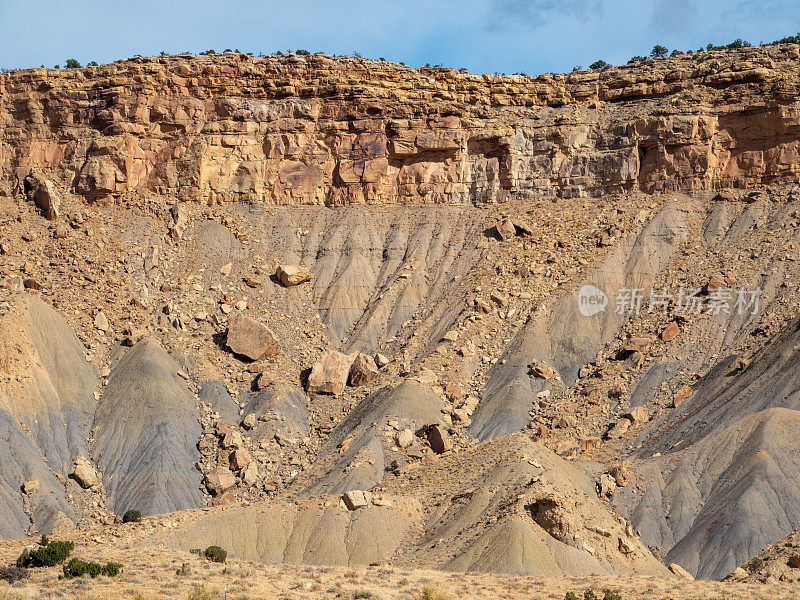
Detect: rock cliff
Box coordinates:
(1, 44, 799, 206)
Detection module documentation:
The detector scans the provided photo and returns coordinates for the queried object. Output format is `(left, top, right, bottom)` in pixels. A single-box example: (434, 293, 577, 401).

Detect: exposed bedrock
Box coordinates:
(1, 45, 799, 205)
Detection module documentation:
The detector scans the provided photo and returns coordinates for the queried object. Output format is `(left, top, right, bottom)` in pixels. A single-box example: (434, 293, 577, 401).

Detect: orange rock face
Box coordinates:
(1, 46, 799, 207)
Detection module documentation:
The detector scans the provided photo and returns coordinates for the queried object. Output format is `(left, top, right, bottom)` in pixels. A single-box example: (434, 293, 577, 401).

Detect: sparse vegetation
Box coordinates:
(123, 509, 142, 523)
(296, 49, 311, 56)
(353, 592, 375, 599)
(203, 545, 227, 563)
(650, 45, 668, 58)
(589, 60, 609, 70)
(61, 558, 122, 579)
(65, 58, 81, 68)
(414, 586, 450, 600)
(16, 539, 74, 568)
(188, 584, 218, 600)
(0, 566, 28, 583)
(746, 556, 764, 573)
(565, 590, 622, 600)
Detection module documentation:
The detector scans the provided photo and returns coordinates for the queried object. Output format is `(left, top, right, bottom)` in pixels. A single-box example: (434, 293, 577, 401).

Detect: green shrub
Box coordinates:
(603, 591, 623, 600)
(203, 545, 227, 563)
(0, 565, 29, 583)
(65, 58, 81, 69)
(189, 548, 203, 556)
(589, 60, 609, 70)
(61, 558, 122, 579)
(353, 592, 374, 599)
(17, 540, 74, 567)
(746, 557, 764, 573)
(583, 590, 599, 600)
(565, 593, 580, 600)
(122, 509, 142, 523)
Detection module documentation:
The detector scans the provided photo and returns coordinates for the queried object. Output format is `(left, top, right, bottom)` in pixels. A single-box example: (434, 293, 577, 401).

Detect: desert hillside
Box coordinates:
(1, 43, 800, 597)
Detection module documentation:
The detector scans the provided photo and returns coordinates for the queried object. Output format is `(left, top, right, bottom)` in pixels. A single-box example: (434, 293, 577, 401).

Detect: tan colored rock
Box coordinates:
(606, 418, 631, 439)
(528, 360, 556, 380)
(374, 353, 390, 368)
(229, 448, 252, 472)
(226, 314, 279, 361)
(623, 405, 649, 423)
(672, 385, 693, 408)
(495, 217, 515, 240)
(276, 264, 313, 286)
(24, 171, 60, 220)
(660, 321, 681, 342)
(348, 352, 379, 386)
(598, 473, 616, 499)
(342, 489, 372, 510)
(72, 456, 99, 489)
(205, 466, 236, 497)
(669, 563, 695, 580)
(94, 311, 109, 332)
(397, 428, 414, 448)
(788, 554, 800, 568)
(241, 461, 259, 486)
(222, 429, 243, 449)
(609, 465, 632, 487)
(241, 413, 256, 430)
(22, 480, 40, 495)
(306, 350, 356, 395)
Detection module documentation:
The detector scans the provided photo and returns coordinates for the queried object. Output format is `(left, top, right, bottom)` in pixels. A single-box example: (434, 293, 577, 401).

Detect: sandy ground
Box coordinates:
(1, 535, 798, 600)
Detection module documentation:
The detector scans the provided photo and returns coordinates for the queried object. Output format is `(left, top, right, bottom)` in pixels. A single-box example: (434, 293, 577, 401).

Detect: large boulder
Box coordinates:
(71, 456, 99, 489)
(276, 264, 313, 286)
(306, 350, 356, 395)
(24, 171, 60, 220)
(226, 314, 278, 361)
(348, 352, 378, 387)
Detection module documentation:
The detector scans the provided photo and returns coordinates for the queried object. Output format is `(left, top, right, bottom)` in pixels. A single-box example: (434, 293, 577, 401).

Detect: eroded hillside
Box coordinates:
(2, 45, 800, 588)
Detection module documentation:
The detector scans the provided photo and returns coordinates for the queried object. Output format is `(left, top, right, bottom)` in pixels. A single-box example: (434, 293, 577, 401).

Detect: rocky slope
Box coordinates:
(1, 45, 800, 585)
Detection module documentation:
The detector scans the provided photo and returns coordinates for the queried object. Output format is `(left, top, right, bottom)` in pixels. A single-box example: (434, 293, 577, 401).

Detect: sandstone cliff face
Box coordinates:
(1, 45, 799, 206)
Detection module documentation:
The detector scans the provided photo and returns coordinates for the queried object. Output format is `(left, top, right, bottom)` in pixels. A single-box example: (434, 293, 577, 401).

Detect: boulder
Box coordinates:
(226, 314, 279, 361)
(669, 563, 695, 580)
(205, 466, 237, 497)
(528, 360, 555, 380)
(598, 473, 616, 499)
(397, 428, 414, 448)
(22, 480, 40, 495)
(306, 350, 356, 395)
(788, 554, 800, 569)
(495, 217, 515, 240)
(374, 353, 390, 368)
(24, 171, 60, 220)
(608, 465, 631, 487)
(276, 264, 313, 286)
(424, 424, 452, 454)
(94, 311, 110, 332)
(229, 448, 252, 472)
(606, 418, 631, 439)
(342, 489, 372, 510)
(241, 413, 256, 430)
(619, 337, 651, 358)
(72, 456, 99, 489)
(349, 352, 379, 387)
(660, 321, 681, 342)
(672, 385, 693, 408)
(623, 405, 649, 423)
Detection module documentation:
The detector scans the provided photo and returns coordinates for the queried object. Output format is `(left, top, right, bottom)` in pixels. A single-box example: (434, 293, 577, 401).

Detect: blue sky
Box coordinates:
(2, 0, 798, 74)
